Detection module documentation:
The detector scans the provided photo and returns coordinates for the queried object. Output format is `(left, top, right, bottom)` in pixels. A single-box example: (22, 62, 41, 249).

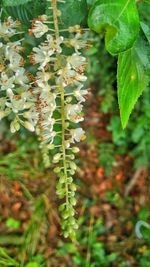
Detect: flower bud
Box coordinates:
(53, 153, 62, 162)
(70, 197, 77, 206)
(10, 120, 20, 133)
(47, 144, 55, 150)
(24, 121, 35, 132)
(72, 147, 80, 153)
(54, 167, 61, 173)
(70, 162, 77, 170)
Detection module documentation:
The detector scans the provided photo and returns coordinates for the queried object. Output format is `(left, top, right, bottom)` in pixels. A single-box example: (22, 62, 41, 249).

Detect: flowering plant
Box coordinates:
(0, 0, 150, 239)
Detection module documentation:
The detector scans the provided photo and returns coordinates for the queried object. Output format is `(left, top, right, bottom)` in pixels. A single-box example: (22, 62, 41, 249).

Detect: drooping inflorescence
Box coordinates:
(0, 0, 88, 239)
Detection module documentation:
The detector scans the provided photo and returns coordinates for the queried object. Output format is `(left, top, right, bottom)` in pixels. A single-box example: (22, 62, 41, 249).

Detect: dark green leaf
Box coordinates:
(86, 0, 97, 5)
(5, 5, 31, 24)
(3, 0, 32, 6)
(143, 0, 150, 3)
(4, 1, 46, 24)
(60, 0, 88, 27)
(117, 36, 150, 128)
(31, 0, 47, 17)
(46, 0, 88, 28)
(141, 22, 150, 44)
(88, 0, 140, 54)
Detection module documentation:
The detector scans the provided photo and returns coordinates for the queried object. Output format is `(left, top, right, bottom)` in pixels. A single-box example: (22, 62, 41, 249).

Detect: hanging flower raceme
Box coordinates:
(0, 0, 89, 240)
(0, 15, 36, 133)
(28, 0, 89, 239)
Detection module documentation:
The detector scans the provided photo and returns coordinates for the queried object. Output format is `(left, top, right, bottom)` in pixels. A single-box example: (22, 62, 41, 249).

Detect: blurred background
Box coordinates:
(0, 4, 150, 267)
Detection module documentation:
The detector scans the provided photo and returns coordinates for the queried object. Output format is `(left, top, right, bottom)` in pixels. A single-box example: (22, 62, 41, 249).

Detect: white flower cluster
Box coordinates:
(0, 16, 36, 133)
(0, 5, 88, 239)
(29, 12, 88, 238)
(29, 17, 87, 146)
(0, 16, 20, 38)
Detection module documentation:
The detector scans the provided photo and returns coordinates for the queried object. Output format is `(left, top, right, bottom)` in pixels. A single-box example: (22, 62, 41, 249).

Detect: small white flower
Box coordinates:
(57, 67, 76, 87)
(39, 15, 49, 21)
(30, 46, 53, 70)
(0, 72, 15, 91)
(69, 33, 87, 53)
(40, 92, 56, 111)
(40, 130, 56, 144)
(14, 68, 29, 85)
(65, 104, 84, 123)
(71, 128, 86, 143)
(36, 82, 51, 93)
(5, 17, 20, 29)
(30, 20, 49, 38)
(23, 107, 38, 126)
(76, 72, 87, 83)
(41, 117, 55, 131)
(5, 45, 24, 70)
(57, 65, 87, 87)
(67, 53, 86, 71)
(6, 88, 14, 97)
(0, 17, 19, 38)
(46, 34, 64, 54)
(74, 88, 88, 103)
(36, 71, 52, 83)
(6, 97, 26, 113)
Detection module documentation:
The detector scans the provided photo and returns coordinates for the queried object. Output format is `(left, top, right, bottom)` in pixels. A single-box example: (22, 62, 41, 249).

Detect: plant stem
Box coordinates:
(52, 0, 59, 39)
(52, 0, 69, 206)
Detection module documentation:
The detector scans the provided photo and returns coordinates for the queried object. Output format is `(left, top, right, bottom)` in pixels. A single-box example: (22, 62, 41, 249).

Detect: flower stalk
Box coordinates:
(51, 0, 69, 208)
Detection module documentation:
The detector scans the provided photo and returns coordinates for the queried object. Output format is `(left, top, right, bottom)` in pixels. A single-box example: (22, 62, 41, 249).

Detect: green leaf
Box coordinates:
(60, 0, 88, 27)
(117, 36, 150, 128)
(31, 0, 47, 17)
(0, 248, 19, 266)
(25, 263, 39, 267)
(143, 0, 150, 3)
(138, 207, 149, 221)
(6, 218, 21, 229)
(141, 22, 150, 44)
(88, 0, 140, 54)
(46, 0, 88, 28)
(86, 0, 97, 5)
(5, 5, 32, 24)
(4, 1, 47, 24)
(3, 0, 32, 6)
